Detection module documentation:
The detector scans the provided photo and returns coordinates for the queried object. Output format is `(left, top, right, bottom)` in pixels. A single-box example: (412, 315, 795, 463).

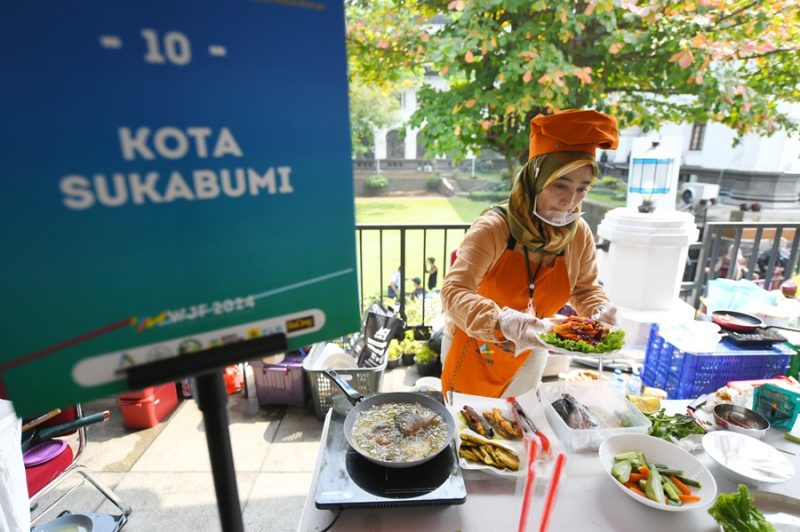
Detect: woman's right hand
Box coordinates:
(497, 307, 546, 356)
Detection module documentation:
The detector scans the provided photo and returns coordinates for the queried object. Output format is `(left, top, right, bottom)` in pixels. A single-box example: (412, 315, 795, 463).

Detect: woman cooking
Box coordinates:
(440, 109, 619, 399)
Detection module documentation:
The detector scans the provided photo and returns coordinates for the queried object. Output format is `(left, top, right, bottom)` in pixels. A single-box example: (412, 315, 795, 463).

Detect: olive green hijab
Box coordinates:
(494, 151, 598, 255)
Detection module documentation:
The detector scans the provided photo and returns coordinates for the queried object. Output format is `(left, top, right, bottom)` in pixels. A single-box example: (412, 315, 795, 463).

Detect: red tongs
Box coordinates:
(508, 396, 552, 457)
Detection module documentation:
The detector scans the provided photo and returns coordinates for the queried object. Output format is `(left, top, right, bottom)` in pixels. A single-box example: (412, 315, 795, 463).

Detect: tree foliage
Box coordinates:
(349, 82, 400, 157)
(346, 0, 433, 87)
(348, 0, 800, 176)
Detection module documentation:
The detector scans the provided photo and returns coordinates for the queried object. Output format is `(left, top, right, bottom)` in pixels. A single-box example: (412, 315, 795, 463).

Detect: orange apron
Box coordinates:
(441, 236, 570, 398)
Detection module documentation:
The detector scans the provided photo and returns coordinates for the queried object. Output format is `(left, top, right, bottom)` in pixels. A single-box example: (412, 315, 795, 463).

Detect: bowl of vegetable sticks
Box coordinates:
(599, 433, 717, 511)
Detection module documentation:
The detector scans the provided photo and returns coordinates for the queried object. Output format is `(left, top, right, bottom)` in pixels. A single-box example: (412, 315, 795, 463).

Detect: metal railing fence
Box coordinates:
(682, 221, 800, 307)
(355, 223, 469, 325)
(354, 221, 800, 327)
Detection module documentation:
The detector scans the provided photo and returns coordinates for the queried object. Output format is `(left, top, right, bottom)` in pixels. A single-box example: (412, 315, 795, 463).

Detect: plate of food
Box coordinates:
(538, 316, 625, 356)
(448, 395, 526, 478)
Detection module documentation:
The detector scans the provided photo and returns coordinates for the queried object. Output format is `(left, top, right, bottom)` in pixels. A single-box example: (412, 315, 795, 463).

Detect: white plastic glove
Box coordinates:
(497, 307, 547, 357)
(592, 305, 618, 326)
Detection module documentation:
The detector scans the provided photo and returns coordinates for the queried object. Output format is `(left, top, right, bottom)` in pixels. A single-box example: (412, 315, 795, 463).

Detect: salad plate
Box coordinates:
(537, 316, 625, 356)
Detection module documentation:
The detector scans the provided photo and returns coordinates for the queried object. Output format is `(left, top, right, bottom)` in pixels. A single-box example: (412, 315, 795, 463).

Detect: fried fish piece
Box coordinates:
(482, 408, 523, 440)
(394, 410, 435, 437)
(461, 405, 494, 438)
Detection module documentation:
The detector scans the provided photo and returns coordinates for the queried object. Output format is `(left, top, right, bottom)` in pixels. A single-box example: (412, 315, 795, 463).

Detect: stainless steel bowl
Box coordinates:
(713, 403, 770, 440)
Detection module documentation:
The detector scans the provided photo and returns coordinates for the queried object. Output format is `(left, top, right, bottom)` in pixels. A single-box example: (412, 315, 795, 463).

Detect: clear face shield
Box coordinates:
(531, 196, 581, 227)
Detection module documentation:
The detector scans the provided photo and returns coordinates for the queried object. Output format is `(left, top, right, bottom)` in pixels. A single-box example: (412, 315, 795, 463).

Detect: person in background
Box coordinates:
(411, 277, 425, 299)
(425, 257, 438, 291)
(440, 109, 619, 399)
(757, 237, 790, 288)
(387, 266, 402, 299)
(715, 245, 748, 281)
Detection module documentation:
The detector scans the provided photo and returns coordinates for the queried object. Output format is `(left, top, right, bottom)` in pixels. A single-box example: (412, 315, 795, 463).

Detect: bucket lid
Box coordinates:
(597, 207, 698, 246)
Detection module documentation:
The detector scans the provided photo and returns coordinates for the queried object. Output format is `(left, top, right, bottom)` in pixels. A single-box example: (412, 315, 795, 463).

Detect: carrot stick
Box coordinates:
(678, 494, 701, 503)
(627, 485, 647, 498)
(629, 473, 644, 482)
(670, 475, 691, 496)
(637, 466, 649, 479)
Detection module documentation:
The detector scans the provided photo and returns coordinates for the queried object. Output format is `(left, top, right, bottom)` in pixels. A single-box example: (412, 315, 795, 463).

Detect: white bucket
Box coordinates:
(597, 208, 698, 311)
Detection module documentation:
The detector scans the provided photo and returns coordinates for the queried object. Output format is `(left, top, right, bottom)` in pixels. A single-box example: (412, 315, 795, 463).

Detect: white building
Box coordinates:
(610, 103, 800, 175)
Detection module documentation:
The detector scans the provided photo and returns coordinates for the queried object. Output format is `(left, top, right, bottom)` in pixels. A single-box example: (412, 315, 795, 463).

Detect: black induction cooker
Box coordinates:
(314, 410, 467, 509)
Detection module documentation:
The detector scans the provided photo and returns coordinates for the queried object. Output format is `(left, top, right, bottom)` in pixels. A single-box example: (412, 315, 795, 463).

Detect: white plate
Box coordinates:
(537, 318, 623, 356)
(702, 431, 795, 485)
(448, 395, 527, 478)
(753, 491, 800, 530)
(599, 433, 717, 512)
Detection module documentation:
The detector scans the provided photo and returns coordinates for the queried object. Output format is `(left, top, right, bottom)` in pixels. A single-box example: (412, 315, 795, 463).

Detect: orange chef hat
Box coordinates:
(529, 109, 619, 159)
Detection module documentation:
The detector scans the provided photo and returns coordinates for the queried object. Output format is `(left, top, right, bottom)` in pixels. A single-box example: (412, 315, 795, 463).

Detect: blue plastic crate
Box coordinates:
(641, 324, 794, 399)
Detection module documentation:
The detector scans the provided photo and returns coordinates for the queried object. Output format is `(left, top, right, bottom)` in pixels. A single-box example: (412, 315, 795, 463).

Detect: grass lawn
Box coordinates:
(587, 188, 627, 208)
(354, 196, 491, 302)
(355, 196, 491, 224)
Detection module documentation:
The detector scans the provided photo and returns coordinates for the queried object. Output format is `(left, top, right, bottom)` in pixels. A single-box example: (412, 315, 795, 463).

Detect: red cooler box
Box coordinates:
(117, 382, 179, 429)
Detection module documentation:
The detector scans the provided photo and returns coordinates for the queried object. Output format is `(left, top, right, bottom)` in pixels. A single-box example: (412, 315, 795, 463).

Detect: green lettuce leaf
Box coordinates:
(540, 329, 625, 354)
(708, 485, 775, 532)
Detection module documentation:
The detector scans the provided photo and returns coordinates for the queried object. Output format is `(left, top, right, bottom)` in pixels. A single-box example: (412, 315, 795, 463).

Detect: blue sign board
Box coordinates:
(0, 0, 360, 416)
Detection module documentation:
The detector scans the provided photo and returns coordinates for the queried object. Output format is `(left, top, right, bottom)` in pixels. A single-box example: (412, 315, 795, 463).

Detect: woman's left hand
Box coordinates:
(592, 305, 618, 325)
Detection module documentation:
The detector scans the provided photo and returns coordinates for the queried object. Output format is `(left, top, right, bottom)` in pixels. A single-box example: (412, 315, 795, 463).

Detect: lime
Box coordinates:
(627, 394, 661, 415)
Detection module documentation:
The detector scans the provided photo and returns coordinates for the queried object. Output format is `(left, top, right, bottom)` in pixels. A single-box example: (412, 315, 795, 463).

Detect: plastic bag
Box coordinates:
(0, 400, 29, 532)
(704, 279, 775, 313)
(349, 300, 405, 368)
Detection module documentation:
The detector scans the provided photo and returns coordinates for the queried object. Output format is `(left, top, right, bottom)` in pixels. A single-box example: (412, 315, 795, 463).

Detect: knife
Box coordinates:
(508, 397, 551, 456)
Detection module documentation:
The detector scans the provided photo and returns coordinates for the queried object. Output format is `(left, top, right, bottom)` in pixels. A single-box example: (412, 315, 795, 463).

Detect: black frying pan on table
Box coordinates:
(710, 309, 800, 334)
(323, 369, 456, 469)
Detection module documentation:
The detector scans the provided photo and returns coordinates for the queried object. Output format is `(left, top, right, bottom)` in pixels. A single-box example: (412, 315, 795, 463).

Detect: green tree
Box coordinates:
(345, 1, 433, 158)
(350, 0, 800, 179)
(349, 82, 401, 158)
(346, 0, 433, 87)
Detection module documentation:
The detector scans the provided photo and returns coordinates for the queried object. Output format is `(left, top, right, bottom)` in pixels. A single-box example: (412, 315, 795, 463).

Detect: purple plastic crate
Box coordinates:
(251, 353, 307, 406)
(641, 324, 793, 399)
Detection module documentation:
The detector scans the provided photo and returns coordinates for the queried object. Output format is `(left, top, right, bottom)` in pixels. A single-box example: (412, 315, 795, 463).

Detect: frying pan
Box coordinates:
(710, 310, 800, 334)
(21, 410, 109, 452)
(324, 369, 455, 469)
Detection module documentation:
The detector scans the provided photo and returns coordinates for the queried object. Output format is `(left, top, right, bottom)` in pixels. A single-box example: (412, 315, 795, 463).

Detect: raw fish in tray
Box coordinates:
(551, 393, 599, 429)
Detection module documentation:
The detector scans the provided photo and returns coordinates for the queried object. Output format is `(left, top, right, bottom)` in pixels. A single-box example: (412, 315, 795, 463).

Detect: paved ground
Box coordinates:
(31, 363, 422, 531)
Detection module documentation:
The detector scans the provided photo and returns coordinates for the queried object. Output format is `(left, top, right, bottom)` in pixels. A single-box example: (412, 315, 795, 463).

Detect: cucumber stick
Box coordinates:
(645, 467, 666, 504)
(663, 480, 681, 502)
(612, 460, 632, 484)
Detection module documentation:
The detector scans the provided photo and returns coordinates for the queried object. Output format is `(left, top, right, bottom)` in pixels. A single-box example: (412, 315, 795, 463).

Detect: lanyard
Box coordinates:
(524, 246, 544, 316)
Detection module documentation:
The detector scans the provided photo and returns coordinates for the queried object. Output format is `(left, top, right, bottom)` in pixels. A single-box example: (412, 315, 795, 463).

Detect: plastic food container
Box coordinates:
(753, 382, 800, 431)
(538, 380, 651, 453)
